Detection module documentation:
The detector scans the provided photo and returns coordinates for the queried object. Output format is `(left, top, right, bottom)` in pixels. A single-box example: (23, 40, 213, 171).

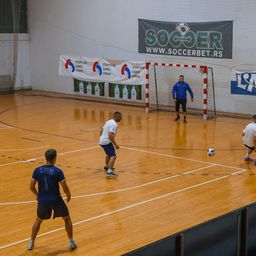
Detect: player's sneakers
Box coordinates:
(106, 171, 118, 178)
(68, 239, 77, 251)
(174, 116, 180, 121)
(104, 166, 115, 172)
(27, 240, 34, 250)
(244, 156, 254, 161)
(183, 117, 187, 123)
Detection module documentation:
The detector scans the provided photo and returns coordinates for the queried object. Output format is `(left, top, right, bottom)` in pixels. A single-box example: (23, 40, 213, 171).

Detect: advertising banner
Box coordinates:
(231, 70, 256, 95)
(138, 19, 233, 59)
(74, 80, 105, 96)
(59, 55, 147, 85)
(109, 84, 142, 100)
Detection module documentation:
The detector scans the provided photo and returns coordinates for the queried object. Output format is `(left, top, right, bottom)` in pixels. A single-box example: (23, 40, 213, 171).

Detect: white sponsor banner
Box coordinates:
(59, 55, 146, 85)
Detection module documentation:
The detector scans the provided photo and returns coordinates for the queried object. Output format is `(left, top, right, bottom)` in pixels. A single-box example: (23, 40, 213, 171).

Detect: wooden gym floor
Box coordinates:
(0, 91, 256, 256)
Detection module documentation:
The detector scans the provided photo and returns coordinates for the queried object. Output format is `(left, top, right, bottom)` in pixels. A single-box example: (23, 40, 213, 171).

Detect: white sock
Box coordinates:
(107, 168, 113, 173)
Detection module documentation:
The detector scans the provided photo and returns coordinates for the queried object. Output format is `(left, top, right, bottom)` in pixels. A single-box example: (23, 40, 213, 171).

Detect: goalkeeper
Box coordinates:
(172, 75, 194, 123)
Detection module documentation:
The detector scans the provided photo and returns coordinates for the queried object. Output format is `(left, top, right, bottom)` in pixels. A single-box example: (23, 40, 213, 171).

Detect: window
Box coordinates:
(0, 0, 28, 33)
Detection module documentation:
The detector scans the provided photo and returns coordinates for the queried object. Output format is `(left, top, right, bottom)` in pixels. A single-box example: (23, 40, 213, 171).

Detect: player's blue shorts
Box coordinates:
(100, 143, 116, 157)
(37, 199, 69, 219)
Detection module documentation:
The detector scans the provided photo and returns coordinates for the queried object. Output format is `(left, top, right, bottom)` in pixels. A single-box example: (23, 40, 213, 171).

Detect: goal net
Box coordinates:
(146, 63, 216, 119)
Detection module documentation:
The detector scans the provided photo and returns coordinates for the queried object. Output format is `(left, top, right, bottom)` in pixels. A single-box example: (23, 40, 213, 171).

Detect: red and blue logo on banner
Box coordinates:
(65, 59, 75, 73)
(121, 64, 131, 78)
(93, 62, 103, 76)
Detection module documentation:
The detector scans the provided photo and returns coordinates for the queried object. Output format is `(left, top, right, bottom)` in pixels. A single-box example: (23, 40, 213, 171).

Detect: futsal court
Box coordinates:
(0, 91, 255, 255)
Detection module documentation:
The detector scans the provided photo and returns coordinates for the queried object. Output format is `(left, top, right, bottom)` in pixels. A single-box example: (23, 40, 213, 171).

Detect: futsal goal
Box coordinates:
(145, 62, 216, 120)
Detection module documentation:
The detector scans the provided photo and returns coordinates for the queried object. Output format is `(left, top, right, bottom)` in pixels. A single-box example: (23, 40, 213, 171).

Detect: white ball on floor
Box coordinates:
(207, 148, 215, 156)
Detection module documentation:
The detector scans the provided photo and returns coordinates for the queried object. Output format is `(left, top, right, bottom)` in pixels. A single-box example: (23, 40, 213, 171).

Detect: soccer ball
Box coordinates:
(207, 148, 215, 156)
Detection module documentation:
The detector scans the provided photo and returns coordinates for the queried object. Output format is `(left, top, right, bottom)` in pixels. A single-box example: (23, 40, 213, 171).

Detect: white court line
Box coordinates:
(0, 145, 100, 169)
(59, 146, 99, 156)
(0, 164, 216, 205)
(0, 127, 14, 130)
(0, 145, 49, 152)
(0, 200, 37, 206)
(22, 158, 37, 163)
(122, 146, 245, 171)
(0, 160, 30, 168)
(0, 168, 247, 250)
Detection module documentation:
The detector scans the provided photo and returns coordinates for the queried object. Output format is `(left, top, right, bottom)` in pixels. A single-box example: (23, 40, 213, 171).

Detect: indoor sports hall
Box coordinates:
(0, 1, 256, 256)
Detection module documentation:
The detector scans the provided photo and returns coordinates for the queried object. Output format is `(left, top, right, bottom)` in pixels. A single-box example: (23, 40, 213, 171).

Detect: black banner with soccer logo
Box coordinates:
(138, 19, 233, 59)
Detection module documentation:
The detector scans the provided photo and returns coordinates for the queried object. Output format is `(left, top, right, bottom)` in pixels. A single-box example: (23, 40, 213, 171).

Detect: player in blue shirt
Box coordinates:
(27, 149, 76, 251)
(172, 75, 194, 123)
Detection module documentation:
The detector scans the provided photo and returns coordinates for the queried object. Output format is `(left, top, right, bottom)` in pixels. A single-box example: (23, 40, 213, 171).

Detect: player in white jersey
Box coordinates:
(242, 115, 256, 164)
(99, 112, 122, 177)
